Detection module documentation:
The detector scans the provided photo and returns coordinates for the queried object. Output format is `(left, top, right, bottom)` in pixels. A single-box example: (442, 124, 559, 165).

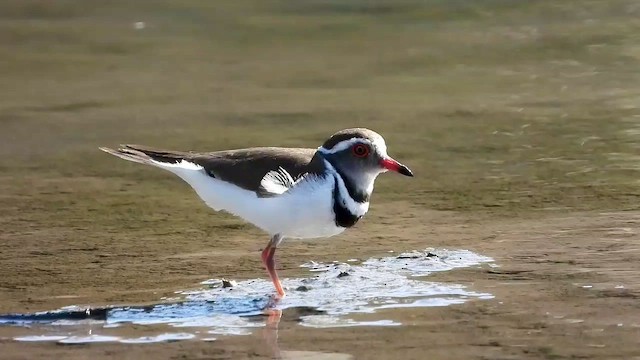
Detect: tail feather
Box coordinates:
(100, 144, 222, 211)
(99, 146, 154, 165)
(120, 145, 190, 164)
(99, 145, 190, 166)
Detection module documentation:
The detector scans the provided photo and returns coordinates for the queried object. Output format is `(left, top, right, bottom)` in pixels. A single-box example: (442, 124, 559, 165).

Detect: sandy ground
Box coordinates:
(1, 207, 640, 359)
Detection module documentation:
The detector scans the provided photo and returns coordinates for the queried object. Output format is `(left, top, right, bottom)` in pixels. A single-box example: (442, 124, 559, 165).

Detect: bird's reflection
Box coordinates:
(261, 295, 283, 359)
(258, 299, 355, 360)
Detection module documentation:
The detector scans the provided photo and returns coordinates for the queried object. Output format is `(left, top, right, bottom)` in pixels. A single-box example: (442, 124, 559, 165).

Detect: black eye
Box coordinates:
(352, 144, 370, 158)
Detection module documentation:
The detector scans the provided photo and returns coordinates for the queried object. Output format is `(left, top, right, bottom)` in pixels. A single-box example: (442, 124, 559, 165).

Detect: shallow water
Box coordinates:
(0, 249, 493, 344)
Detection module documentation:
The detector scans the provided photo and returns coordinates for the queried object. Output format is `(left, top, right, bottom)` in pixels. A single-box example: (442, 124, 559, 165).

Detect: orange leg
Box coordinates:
(261, 235, 285, 298)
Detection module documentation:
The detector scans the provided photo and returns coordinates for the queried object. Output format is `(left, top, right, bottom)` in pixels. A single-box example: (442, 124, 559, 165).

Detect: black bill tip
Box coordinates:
(399, 164, 414, 177)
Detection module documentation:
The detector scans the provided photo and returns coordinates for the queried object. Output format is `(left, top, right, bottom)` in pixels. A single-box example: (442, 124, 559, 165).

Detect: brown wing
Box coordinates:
(191, 147, 320, 193)
(116, 145, 325, 194)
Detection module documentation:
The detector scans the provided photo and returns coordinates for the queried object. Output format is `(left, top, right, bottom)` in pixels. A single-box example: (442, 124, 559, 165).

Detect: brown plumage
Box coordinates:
(99, 145, 326, 195)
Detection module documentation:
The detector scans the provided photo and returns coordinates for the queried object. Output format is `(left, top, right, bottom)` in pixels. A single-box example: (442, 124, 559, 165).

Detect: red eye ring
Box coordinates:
(352, 144, 370, 158)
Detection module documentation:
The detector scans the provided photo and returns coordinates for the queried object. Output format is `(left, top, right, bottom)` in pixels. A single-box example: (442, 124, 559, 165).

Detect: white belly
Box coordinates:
(254, 174, 347, 239)
(165, 165, 350, 239)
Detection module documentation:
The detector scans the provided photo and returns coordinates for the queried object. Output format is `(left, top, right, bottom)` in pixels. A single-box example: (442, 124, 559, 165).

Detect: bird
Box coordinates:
(100, 128, 413, 298)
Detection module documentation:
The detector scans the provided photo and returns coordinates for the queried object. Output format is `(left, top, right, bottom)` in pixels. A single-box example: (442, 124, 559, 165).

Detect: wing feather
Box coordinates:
(259, 167, 307, 197)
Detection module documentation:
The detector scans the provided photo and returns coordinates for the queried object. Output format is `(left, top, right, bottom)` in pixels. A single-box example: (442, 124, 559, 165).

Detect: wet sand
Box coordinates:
(2, 208, 640, 359)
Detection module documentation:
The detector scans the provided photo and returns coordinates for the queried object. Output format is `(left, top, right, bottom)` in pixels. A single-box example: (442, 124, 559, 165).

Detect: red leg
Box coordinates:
(261, 238, 285, 298)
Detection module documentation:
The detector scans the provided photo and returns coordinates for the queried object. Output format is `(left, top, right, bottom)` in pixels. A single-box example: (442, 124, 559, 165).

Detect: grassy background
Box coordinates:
(0, 1, 639, 295)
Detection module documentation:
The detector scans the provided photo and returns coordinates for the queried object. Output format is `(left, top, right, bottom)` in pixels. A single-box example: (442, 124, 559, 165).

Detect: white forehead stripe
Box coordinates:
(318, 136, 388, 156)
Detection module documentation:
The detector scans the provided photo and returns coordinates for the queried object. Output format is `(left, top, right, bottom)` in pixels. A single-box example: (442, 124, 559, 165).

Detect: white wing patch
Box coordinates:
(259, 167, 302, 196)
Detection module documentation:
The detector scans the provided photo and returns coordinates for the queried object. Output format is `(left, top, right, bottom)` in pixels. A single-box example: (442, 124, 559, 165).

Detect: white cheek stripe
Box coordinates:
(322, 159, 369, 217)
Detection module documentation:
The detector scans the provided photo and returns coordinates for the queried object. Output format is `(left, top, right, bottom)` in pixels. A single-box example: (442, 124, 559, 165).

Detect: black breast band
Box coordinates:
(332, 175, 361, 228)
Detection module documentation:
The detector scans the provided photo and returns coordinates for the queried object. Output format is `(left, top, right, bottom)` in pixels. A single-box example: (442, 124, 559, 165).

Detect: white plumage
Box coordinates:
(143, 158, 350, 239)
(259, 166, 300, 195)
